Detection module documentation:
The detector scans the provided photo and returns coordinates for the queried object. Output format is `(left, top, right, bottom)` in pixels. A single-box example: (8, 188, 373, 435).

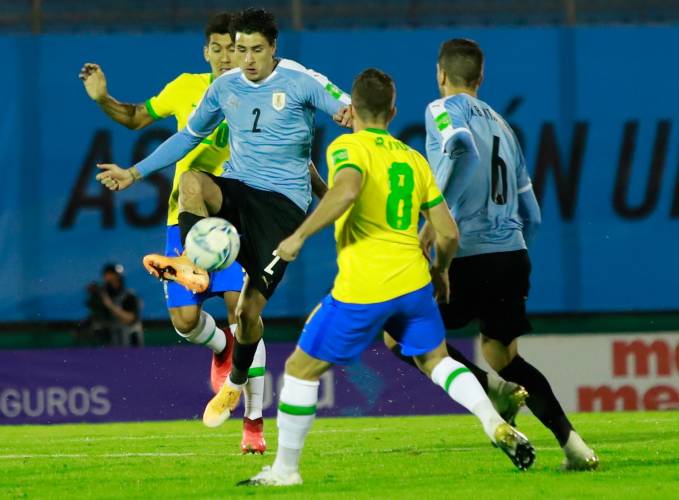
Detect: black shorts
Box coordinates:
(207, 175, 306, 299)
(439, 249, 532, 345)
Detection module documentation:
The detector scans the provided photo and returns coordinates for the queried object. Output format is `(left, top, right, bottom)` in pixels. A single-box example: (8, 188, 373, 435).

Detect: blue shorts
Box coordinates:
(299, 284, 445, 365)
(163, 225, 244, 309)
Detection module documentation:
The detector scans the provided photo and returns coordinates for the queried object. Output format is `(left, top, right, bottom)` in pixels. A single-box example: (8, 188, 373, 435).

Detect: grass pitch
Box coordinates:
(1, 412, 677, 499)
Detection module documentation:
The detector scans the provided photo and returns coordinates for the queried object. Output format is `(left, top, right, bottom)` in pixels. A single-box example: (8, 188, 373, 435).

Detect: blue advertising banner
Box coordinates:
(0, 341, 473, 424)
(1, 26, 678, 321)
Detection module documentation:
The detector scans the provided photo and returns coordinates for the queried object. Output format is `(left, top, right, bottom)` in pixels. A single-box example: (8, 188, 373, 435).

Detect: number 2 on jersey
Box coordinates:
(251, 108, 262, 133)
(386, 162, 414, 230)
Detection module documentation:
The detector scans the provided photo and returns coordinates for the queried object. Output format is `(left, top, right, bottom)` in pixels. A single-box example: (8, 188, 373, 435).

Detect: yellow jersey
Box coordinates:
(327, 128, 444, 304)
(145, 73, 230, 226)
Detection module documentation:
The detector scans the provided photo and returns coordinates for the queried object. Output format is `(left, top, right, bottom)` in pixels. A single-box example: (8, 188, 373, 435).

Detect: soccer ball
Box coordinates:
(184, 217, 240, 271)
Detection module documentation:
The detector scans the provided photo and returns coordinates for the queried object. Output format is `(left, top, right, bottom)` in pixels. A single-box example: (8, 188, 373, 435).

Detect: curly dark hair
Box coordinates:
(204, 12, 232, 42)
(231, 8, 278, 46)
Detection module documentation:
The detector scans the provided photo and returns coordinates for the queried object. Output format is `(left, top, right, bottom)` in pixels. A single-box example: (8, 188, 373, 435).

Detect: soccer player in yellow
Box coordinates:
(78, 12, 267, 453)
(240, 69, 535, 486)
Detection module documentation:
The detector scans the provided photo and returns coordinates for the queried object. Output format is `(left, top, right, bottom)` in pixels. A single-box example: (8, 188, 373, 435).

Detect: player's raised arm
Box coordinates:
(79, 63, 155, 130)
(96, 83, 227, 191)
(292, 62, 352, 126)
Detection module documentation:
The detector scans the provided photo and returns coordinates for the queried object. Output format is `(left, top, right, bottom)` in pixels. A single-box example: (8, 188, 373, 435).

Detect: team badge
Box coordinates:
(272, 92, 286, 111)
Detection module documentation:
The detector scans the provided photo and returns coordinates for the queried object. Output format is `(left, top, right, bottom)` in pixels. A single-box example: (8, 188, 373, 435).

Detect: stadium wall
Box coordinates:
(1, 26, 679, 321)
(0, 341, 473, 424)
(476, 332, 679, 413)
(3, 332, 676, 423)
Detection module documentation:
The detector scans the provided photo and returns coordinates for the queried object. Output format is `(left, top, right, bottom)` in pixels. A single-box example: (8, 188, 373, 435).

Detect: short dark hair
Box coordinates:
(351, 68, 395, 121)
(231, 8, 278, 46)
(204, 12, 232, 42)
(438, 38, 484, 88)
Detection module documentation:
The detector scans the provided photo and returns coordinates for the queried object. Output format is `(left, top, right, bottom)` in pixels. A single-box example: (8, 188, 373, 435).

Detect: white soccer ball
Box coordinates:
(184, 217, 240, 271)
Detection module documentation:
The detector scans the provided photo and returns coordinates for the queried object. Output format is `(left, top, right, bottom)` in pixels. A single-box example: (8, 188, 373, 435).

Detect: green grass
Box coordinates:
(1, 412, 677, 499)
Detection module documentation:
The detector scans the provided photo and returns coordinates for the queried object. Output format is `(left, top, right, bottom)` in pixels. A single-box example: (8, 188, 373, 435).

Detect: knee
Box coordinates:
(284, 355, 301, 378)
(178, 171, 204, 206)
(169, 308, 201, 334)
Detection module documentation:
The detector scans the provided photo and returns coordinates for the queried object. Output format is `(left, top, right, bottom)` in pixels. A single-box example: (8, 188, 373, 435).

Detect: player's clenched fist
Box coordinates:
(333, 106, 352, 128)
(96, 163, 140, 191)
(275, 234, 304, 262)
(79, 63, 108, 103)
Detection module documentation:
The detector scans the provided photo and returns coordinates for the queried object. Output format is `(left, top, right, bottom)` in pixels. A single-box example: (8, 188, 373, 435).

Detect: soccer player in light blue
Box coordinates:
(418, 38, 597, 470)
(95, 9, 351, 430)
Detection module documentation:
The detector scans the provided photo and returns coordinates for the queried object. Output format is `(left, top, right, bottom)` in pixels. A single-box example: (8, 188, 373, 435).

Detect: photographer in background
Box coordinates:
(78, 263, 144, 347)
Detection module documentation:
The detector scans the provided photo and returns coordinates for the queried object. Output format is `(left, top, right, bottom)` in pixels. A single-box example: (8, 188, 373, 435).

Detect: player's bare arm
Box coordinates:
(308, 161, 329, 199)
(276, 168, 362, 261)
(79, 63, 155, 130)
(422, 201, 459, 303)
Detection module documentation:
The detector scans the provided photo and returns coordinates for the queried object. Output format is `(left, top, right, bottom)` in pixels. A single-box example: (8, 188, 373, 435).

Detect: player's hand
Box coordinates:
(333, 106, 352, 128)
(430, 267, 450, 304)
(96, 164, 136, 191)
(79, 63, 108, 103)
(276, 234, 305, 262)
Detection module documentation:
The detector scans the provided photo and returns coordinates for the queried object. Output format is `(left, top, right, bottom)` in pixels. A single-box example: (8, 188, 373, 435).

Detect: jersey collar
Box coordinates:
(364, 128, 389, 135)
(240, 69, 279, 88)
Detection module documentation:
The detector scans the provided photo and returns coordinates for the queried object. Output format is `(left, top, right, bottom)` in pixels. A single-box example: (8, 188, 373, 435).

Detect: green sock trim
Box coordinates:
(248, 367, 265, 378)
(444, 367, 471, 393)
(278, 402, 316, 416)
(200, 327, 216, 346)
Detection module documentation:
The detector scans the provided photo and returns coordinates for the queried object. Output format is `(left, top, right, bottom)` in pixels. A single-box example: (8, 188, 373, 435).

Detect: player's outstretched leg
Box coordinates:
(483, 336, 598, 471)
(384, 333, 527, 425)
(240, 348, 329, 486)
(415, 342, 535, 471)
(241, 338, 267, 454)
(203, 281, 267, 427)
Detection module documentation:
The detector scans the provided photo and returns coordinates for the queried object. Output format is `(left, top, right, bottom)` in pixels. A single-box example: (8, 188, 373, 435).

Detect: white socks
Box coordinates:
(175, 311, 226, 354)
(273, 374, 320, 475)
(431, 357, 505, 441)
(243, 337, 266, 420)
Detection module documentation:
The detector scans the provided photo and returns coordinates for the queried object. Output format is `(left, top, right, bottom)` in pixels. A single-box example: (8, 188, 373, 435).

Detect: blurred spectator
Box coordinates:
(77, 263, 144, 346)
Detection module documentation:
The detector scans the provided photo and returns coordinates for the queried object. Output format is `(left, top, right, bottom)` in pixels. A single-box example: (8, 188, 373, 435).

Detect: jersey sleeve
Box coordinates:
(185, 79, 226, 138)
(301, 69, 351, 117)
(417, 155, 444, 210)
(145, 74, 185, 120)
(326, 137, 366, 187)
(427, 95, 472, 154)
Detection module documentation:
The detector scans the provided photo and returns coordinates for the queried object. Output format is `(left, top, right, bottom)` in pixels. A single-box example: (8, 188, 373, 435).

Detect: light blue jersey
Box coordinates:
(425, 93, 533, 257)
(186, 59, 350, 211)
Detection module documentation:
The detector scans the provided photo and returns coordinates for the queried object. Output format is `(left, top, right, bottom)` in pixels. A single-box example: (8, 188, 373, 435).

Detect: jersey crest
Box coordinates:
(272, 92, 287, 111)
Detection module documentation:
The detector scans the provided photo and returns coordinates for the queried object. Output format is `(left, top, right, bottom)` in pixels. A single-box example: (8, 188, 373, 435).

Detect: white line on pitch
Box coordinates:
(2, 427, 384, 444)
